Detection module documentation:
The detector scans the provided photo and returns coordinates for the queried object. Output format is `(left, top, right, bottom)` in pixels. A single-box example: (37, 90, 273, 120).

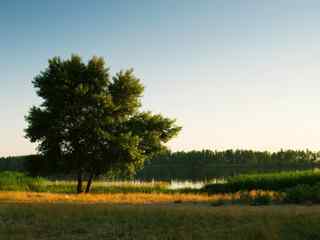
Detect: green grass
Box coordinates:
(0, 203, 320, 240)
(3, 170, 320, 205)
(0, 171, 201, 194)
(1, 171, 320, 239)
(0, 171, 46, 192)
(205, 170, 320, 193)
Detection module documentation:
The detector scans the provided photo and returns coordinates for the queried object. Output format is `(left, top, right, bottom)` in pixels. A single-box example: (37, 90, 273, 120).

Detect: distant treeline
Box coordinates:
(1, 149, 320, 180)
(0, 156, 27, 172)
(136, 150, 320, 180)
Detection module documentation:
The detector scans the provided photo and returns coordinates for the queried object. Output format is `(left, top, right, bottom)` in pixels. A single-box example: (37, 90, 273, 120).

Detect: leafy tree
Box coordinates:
(25, 55, 181, 193)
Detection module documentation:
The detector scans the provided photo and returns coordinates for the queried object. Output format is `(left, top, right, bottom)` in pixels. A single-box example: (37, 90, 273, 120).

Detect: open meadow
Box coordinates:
(1, 201, 320, 240)
(0, 170, 320, 239)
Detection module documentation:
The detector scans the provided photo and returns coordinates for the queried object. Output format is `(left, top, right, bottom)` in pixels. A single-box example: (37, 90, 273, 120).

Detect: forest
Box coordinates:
(1, 149, 319, 180)
(138, 149, 320, 180)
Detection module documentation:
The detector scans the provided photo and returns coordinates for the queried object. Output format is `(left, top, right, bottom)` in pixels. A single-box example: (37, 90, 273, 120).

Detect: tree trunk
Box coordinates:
(77, 170, 83, 193)
(85, 173, 94, 193)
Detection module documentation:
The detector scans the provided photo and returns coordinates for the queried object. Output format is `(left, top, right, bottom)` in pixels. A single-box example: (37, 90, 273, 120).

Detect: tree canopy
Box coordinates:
(25, 55, 181, 192)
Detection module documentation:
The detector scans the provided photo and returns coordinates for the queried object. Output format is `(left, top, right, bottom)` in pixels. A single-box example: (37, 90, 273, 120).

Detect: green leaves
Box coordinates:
(110, 69, 144, 118)
(24, 107, 52, 142)
(25, 55, 182, 184)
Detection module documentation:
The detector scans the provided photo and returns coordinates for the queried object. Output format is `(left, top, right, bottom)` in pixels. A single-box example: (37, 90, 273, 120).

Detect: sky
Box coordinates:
(1, 0, 320, 157)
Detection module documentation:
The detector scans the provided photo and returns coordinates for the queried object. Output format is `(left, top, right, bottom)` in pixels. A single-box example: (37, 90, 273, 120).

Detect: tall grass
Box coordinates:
(4, 170, 320, 198)
(0, 171, 203, 194)
(0, 171, 46, 192)
(204, 169, 320, 193)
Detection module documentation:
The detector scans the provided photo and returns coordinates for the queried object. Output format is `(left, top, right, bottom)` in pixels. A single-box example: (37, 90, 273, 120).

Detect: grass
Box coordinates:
(0, 190, 284, 207)
(0, 171, 46, 192)
(1, 203, 320, 240)
(205, 169, 320, 193)
(0, 191, 223, 204)
(6, 170, 320, 196)
(2, 171, 319, 205)
(0, 170, 319, 239)
(0, 171, 204, 194)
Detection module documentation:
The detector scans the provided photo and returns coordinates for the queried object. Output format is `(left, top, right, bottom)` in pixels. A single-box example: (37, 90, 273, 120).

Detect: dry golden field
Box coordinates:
(0, 191, 217, 204)
(0, 191, 319, 239)
(0, 190, 280, 204)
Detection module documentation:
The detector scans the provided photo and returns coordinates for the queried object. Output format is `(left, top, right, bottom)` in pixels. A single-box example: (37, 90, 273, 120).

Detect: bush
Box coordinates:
(284, 183, 320, 204)
(204, 170, 320, 194)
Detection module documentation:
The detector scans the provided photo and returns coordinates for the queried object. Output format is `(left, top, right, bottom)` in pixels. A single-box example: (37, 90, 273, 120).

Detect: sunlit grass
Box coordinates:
(0, 191, 220, 204)
(0, 190, 282, 205)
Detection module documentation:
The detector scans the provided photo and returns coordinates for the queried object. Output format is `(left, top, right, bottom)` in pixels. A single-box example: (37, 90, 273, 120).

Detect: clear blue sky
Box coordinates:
(1, 0, 320, 157)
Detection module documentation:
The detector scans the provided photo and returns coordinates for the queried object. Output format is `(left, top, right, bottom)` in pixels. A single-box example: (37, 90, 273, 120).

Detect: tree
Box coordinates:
(25, 55, 182, 193)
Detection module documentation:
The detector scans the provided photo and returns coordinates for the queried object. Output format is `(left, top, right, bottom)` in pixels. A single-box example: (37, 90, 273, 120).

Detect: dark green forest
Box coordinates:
(1, 149, 319, 181)
(137, 149, 320, 180)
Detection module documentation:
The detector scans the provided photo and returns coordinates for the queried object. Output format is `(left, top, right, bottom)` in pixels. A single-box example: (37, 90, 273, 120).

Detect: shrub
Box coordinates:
(284, 183, 320, 204)
(204, 170, 320, 194)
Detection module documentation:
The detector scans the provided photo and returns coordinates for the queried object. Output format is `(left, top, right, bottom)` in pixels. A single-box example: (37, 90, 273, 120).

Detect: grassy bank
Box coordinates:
(2, 170, 320, 204)
(205, 170, 320, 193)
(0, 171, 202, 194)
(3, 170, 320, 195)
(1, 203, 320, 240)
